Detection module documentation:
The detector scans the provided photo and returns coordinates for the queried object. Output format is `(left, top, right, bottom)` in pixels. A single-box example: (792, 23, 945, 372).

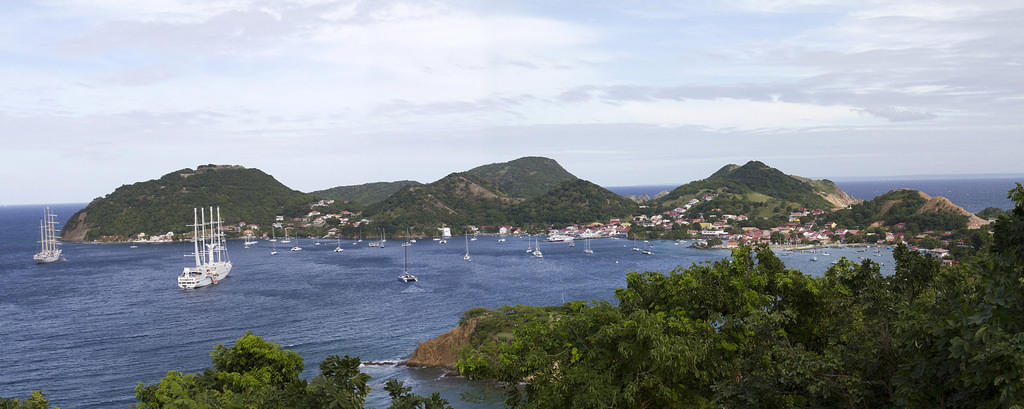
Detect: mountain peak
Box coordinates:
(466, 156, 577, 198)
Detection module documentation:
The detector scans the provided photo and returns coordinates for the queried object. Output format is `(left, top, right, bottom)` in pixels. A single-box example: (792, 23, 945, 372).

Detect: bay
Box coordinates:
(0, 203, 892, 408)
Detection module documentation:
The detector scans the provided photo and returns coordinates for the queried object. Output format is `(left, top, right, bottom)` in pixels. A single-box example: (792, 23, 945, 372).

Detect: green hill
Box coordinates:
(311, 180, 421, 206)
(365, 158, 632, 230)
(658, 161, 858, 220)
(466, 156, 577, 198)
(61, 165, 315, 241)
(365, 172, 514, 228)
(513, 179, 638, 225)
(824, 188, 987, 232)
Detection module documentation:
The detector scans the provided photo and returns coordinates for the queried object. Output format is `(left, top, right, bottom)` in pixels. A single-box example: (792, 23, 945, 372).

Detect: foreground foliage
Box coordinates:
(0, 391, 59, 409)
(134, 331, 451, 409)
(456, 184, 1024, 408)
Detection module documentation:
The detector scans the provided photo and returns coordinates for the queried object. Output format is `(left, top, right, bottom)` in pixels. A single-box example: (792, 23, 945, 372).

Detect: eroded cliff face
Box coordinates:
(61, 212, 92, 242)
(401, 318, 478, 369)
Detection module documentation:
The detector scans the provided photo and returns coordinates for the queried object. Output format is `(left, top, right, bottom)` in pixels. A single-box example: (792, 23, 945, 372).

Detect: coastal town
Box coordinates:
(116, 192, 987, 265)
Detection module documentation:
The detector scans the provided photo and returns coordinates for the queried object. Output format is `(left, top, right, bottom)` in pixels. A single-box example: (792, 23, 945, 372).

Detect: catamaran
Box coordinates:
(398, 242, 417, 282)
(33, 207, 62, 264)
(178, 207, 231, 289)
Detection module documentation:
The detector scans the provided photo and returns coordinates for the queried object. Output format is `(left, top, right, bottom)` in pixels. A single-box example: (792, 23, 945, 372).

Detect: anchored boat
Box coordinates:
(178, 207, 232, 289)
(33, 207, 62, 264)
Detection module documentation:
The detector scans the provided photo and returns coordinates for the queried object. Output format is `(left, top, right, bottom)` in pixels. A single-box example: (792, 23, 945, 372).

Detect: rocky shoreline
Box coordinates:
(400, 318, 479, 370)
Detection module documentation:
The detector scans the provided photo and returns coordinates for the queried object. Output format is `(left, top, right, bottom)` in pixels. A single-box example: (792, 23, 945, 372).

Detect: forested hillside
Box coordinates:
(61, 165, 315, 241)
(311, 180, 421, 206)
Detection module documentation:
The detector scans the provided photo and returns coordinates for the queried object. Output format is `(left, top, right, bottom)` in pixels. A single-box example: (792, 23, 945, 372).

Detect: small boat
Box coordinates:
(641, 249, 653, 255)
(129, 245, 138, 249)
(583, 238, 594, 254)
(533, 239, 543, 258)
(398, 243, 417, 282)
(290, 237, 302, 251)
(334, 237, 343, 253)
(810, 256, 817, 261)
(568, 240, 576, 247)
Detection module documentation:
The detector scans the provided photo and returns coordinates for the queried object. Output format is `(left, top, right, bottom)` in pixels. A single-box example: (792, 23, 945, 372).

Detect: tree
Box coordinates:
(0, 391, 59, 409)
(135, 332, 447, 409)
(384, 379, 453, 409)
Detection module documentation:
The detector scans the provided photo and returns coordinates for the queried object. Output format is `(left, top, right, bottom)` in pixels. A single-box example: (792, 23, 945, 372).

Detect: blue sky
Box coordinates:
(2, 0, 1023, 205)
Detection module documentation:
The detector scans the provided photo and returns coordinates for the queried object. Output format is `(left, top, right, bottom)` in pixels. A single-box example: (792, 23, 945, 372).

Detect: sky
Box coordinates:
(2, 0, 1023, 205)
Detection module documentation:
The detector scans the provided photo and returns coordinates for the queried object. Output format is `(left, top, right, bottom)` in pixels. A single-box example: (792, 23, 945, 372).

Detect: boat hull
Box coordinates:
(33, 250, 61, 264)
(178, 262, 231, 289)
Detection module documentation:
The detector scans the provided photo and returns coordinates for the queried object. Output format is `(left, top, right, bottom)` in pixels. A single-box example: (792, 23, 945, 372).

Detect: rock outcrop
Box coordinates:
(912, 190, 990, 229)
(61, 212, 91, 242)
(401, 318, 478, 369)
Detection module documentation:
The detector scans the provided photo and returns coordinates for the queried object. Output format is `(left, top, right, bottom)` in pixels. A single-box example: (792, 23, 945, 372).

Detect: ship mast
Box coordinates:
(192, 208, 201, 267)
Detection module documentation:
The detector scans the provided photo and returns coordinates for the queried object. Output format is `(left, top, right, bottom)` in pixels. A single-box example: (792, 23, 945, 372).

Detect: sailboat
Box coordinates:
(244, 233, 256, 248)
(334, 236, 344, 252)
(33, 206, 62, 264)
(583, 238, 594, 254)
(464, 234, 471, 261)
(290, 236, 302, 251)
(403, 227, 412, 247)
(526, 238, 532, 253)
(280, 227, 292, 244)
(533, 239, 543, 258)
(269, 225, 277, 242)
(271, 238, 278, 255)
(398, 242, 417, 282)
(178, 207, 231, 289)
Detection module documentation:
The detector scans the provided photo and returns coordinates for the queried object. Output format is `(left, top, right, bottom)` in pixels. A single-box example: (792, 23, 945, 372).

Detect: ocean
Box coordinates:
(607, 177, 1022, 213)
(0, 203, 891, 408)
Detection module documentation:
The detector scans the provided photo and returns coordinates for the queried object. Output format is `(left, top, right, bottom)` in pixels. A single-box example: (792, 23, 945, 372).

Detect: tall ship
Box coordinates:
(178, 207, 232, 289)
(33, 207, 62, 264)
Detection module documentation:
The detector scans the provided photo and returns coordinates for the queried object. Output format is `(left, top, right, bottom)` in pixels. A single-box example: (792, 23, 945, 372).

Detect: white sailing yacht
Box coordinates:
(583, 238, 594, 254)
(33, 207, 62, 264)
(280, 227, 292, 244)
(334, 236, 344, 252)
(532, 239, 543, 258)
(398, 242, 417, 282)
(290, 236, 303, 251)
(178, 207, 231, 289)
(464, 234, 471, 261)
(269, 225, 277, 242)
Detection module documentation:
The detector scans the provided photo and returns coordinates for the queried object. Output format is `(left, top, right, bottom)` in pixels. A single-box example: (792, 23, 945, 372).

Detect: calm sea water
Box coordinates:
(1, 204, 890, 408)
(607, 177, 1022, 213)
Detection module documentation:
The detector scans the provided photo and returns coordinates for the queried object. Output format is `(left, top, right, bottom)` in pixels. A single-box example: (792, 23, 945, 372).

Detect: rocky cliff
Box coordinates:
(401, 318, 478, 369)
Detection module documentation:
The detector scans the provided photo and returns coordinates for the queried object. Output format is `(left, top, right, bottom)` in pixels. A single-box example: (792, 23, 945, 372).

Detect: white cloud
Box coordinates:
(1, 0, 1022, 204)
